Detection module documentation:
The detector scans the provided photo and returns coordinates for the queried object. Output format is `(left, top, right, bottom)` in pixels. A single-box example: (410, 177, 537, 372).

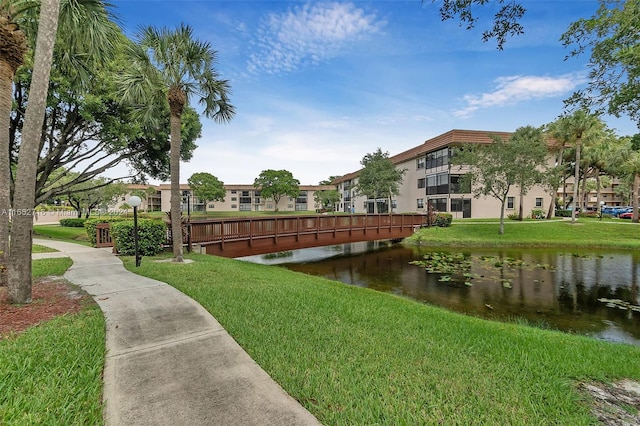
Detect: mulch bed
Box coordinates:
(0, 278, 89, 339)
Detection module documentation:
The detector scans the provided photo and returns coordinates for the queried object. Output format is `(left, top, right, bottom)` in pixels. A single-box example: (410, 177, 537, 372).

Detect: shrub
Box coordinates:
(110, 220, 167, 256)
(434, 213, 452, 227)
(580, 211, 599, 218)
(555, 209, 572, 217)
(59, 218, 87, 227)
(84, 217, 130, 246)
(529, 209, 545, 220)
(507, 212, 519, 220)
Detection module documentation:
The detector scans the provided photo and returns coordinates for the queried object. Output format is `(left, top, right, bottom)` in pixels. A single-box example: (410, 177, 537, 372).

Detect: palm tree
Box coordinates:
(556, 110, 605, 224)
(608, 136, 640, 223)
(545, 119, 572, 217)
(581, 130, 617, 209)
(120, 24, 235, 262)
(6, 0, 116, 303)
(0, 0, 29, 287)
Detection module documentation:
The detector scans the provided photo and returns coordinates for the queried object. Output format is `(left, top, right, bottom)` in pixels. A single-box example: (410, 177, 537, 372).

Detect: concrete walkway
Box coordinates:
(33, 239, 321, 426)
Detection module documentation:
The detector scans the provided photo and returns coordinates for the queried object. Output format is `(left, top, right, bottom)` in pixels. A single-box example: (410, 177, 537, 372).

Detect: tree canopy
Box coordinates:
(353, 148, 406, 214)
(253, 169, 300, 212)
(431, 0, 526, 50)
(9, 27, 201, 205)
(314, 189, 341, 213)
(562, 0, 640, 126)
(451, 134, 519, 235)
(119, 23, 235, 262)
(187, 172, 225, 213)
(509, 126, 549, 220)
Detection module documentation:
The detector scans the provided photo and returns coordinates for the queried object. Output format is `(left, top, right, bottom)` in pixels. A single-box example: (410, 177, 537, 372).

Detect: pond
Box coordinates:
(239, 241, 640, 346)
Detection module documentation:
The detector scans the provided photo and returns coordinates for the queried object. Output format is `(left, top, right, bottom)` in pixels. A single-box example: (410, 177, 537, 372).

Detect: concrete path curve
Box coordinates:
(33, 239, 321, 426)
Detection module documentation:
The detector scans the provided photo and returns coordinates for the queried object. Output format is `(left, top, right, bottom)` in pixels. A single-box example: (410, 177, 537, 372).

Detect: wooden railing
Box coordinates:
(186, 214, 427, 257)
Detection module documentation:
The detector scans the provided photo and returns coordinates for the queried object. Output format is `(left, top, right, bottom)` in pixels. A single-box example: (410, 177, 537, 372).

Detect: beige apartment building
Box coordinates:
(114, 129, 632, 218)
(154, 184, 333, 213)
(333, 129, 553, 219)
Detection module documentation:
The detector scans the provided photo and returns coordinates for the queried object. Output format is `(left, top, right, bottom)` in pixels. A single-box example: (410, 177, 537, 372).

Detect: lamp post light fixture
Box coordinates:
(128, 195, 142, 267)
(600, 200, 605, 221)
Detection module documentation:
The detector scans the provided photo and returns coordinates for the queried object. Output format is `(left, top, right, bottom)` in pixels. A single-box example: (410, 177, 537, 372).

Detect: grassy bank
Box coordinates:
(0, 258, 105, 424)
(0, 306, 105, 424)
(406, 219, 640, 249)
(123, 252, 640, 425)
(33, 224, 90, 245)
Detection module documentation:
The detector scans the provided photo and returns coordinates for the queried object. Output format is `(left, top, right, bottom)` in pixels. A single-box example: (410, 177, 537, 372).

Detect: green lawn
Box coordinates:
(15, 219, 640, 425)
(406, 218, 640, 249)
(33, 224, 90, 245)
(1, 258, 104, 424)
(122, 251, 640, 425)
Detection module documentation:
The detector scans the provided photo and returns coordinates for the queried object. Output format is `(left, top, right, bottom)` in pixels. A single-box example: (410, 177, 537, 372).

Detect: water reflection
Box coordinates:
(239, 242, 640, 345)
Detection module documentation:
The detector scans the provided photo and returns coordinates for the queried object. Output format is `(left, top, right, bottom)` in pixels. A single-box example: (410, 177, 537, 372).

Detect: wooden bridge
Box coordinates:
(185, 214, 428, 258)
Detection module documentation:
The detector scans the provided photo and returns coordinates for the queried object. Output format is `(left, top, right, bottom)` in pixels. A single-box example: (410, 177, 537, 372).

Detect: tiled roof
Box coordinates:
(332, 129, 512, 184)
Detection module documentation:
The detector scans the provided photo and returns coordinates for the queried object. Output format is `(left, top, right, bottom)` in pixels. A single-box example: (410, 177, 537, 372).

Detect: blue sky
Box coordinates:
(111, 0, 638, 185)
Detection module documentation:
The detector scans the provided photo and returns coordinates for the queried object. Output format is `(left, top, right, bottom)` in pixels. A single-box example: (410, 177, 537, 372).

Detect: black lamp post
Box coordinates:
(128, 195, 142, 267)
(183, 191, 192, 253)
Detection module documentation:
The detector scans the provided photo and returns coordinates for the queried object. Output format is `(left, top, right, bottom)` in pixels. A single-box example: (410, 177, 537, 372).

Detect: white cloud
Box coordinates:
(247, 2, 385, 74)
(453, 73, 587, 118)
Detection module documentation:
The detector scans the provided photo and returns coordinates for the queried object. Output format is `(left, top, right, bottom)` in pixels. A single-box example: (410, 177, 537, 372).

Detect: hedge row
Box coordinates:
(84, 218, 131, 246)
(84, 217, 166, 255)
(110, 220, 167, 256)
(59, 218, 87, 227)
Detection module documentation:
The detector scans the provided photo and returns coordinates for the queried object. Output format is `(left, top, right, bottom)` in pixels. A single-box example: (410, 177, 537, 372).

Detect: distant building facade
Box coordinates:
(114, 129, 634, 218)
(155, 184, 333, 214)
(333, 129, 553, 219)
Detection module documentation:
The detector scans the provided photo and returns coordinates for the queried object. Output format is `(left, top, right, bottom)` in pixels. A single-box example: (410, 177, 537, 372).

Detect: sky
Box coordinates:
(109, 0, 638, 186)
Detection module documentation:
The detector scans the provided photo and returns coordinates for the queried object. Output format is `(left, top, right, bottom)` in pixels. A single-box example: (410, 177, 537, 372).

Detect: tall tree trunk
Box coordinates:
(8, 0, 60, 303)
(547, 148, 564, 219)
(0, 63, 13, 287)
(571, 139, 581, 224)
(0, 21, 27, 287)
(499, 199, 506, 235)
(595, 171, 602, 211)
(633, 173, 639, 223)
(518, 186, 524, 221)
(168, 90, 184, 262)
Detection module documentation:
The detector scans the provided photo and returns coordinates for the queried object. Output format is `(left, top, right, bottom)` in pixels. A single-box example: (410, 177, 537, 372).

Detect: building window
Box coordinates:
(450, 175, 470, 194)
(417, 198, 424, 209)
(507, 197, 515, 209)
(535, 197, 543, 208)
(231, 197, 237, 201)
(392, 200, 397, 209)
(254, 198, 261, 204)
(417, 178, 426, 189)
(241, 191, 250, 197)
(416, 157, 425, 169)
(267, 204, 273, 209)
(239, 204, 251, 211)
(208, 204, 214, 209)
(426, 173, 449, 195)
(426, 148, 450, 169)
(429, 197, 447, 212)
(231, 204, 237, 209)
(231, 190, 237, 194)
